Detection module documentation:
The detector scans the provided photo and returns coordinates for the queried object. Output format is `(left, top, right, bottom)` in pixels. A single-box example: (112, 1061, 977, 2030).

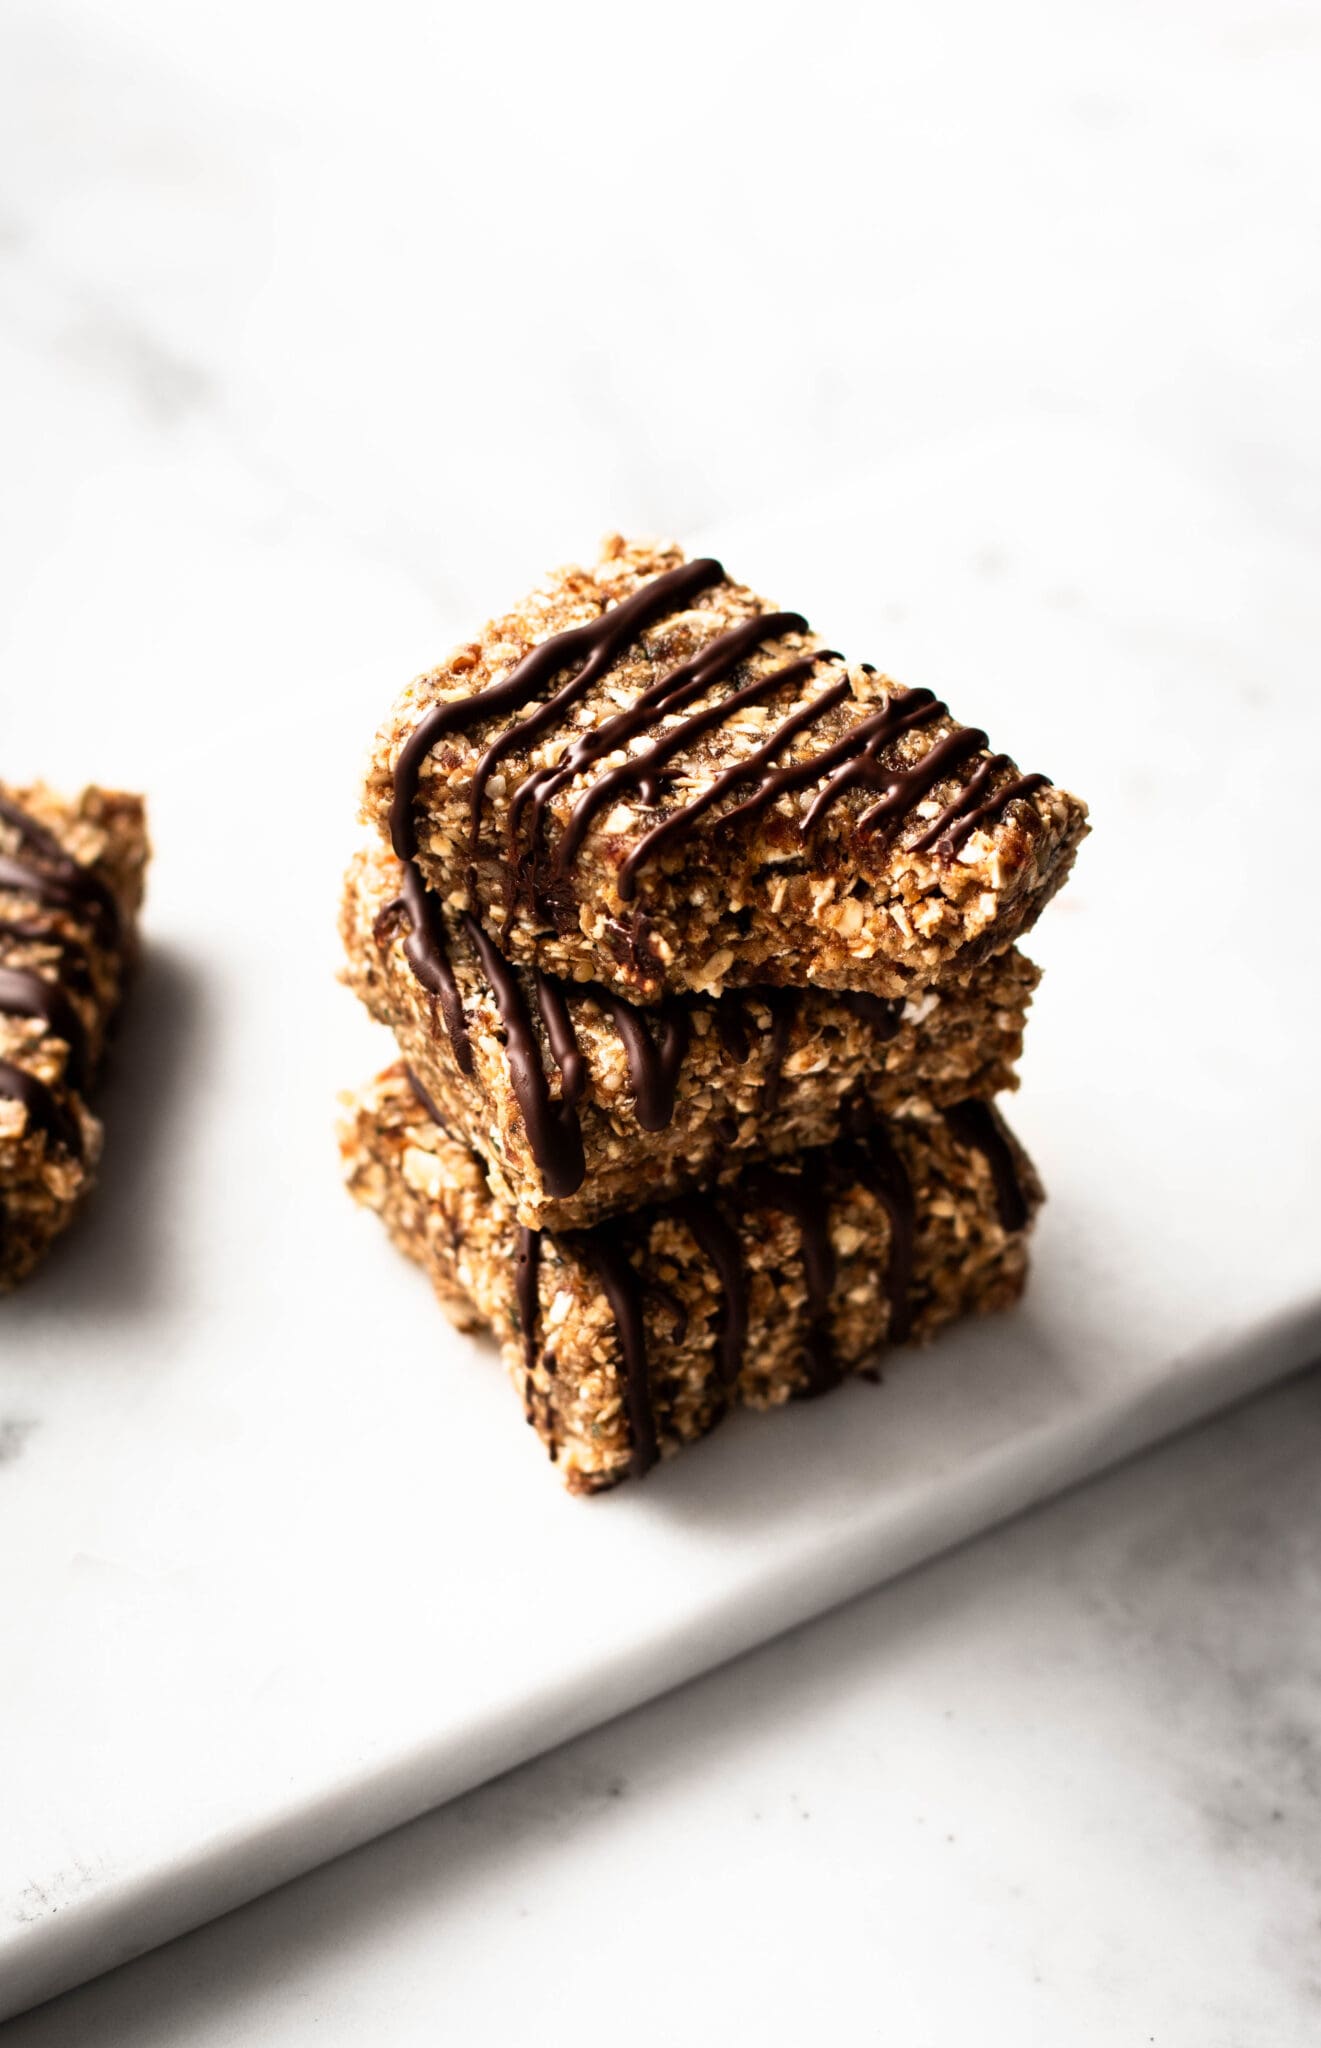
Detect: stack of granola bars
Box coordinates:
(339, 538, 1087, 1492)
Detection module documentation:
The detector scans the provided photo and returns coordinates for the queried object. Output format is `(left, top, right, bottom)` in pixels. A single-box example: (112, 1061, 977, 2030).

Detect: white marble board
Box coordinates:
(2, 0, 1319, 2017)
(2, 423, 1317, 2018)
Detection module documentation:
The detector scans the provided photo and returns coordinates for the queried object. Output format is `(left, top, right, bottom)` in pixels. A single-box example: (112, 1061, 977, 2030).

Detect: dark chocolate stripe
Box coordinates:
(846, 1114, 915, 1344)
(647, 1275, 688, 1343)
(528, 616, 807, 877)
(0, 795, 71, 866)
(944, 1099, 1029, 1231)
(515, 1226, 541, 1414)
(388, 557, 725, 862)
(381, 865, 473, 1075)
(615, 659, 835, 900)
(0, 1059, 83, 1159)
(384, 554, 1054, 949)
(463, 917, 585, 1201)
(380, 880, 901, 1188)
(576, 1224, 658, 1479)
(908, 752, 1009, 852)
(396, 1066, 923, 1479)
(795, 691, 946, 833)
(746, 1159, 839, 1397)
(532, 972, 587, 1112)
(854, 725, 989, 840)
(715, 998, 752, 1064)
(838, 991, 903, 1040)
(670, 1194, 747, 1388)
(760, 989, 797, 1117)
(0, 855, 90, 920)
(559, 655, 819, 881)
(924, 769, 1050, 855)
(404, 1064, 452, 1135)
(579, 985, 691, 1131)
(0, 966, 88, 1091)
(0, 794, 120, 936)
(510, 610, 806, 872)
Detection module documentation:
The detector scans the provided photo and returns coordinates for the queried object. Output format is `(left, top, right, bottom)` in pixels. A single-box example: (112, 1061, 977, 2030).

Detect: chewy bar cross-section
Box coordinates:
(364, 536, 1088, 1005)
(341, 841, 1040, 1231)
(341, 1063, 1043, 1494)
(0, 782, 149, 1291)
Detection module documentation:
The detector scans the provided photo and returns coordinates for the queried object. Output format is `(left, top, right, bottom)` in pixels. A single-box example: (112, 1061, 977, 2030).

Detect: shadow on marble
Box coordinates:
(12, 943, 206, 1324)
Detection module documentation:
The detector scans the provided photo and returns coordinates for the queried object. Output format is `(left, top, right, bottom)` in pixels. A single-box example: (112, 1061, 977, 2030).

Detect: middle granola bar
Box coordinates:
(341, 841, 1039, 1231)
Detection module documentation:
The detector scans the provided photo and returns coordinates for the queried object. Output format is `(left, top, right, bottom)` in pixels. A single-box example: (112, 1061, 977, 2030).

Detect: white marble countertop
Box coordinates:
(5, 1368, 1319, 2047)
(3, 0, 1320, 2036)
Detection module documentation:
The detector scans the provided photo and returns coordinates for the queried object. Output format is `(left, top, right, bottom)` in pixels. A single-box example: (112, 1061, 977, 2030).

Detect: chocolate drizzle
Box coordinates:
(559, 652, 817, 883)
(909, 760, 1050, 856)
(530, 971, 587, 1116)
(0, 967, 88, 1091)
(0, 795, 115, 1140)
(715, 1001, 752, 1064)
(575, 1223, 659, 1480)
(0, 793, 119, 937)
(944, 1099, 1029, 1231)
(515, 1225, 541, 1393)
(615, 658, 835, 900)
(385, 553, 1050, 952)
(404, 1064, 451, 1134)
(405, 1079, 930, 1478)
(512, 610, 807, 884)
(760, 989, 797, 1118)
(379, 864, 472, 1075)
(0, 1060, 82, 1159)
(379, 880, 904, 1189)
(793, 690, 942, 833)
(855, 725, 989, 839)
(844, 1111, 915, 1344)
(580, 986, 690, 1131)
(388, 556, 726, 863)
(670, 1194, 747, 1389)
(463, 916, 586, 1201)
(0, 855, 91, 920)
(618, 668, 1045, 881)
(839, 990, 904, 1039)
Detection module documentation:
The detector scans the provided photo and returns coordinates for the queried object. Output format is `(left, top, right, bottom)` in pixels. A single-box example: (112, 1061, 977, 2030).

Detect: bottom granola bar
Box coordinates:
(340, 1063, 1043, 1494)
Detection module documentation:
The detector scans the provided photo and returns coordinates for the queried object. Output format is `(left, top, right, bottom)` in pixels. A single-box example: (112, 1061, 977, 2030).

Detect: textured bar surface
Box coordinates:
(363, 536, 1088, 1003)
(0, 781, 149, 1291)
(341, 841, 1040, 1230)
(340, 1063, 1042, 1493)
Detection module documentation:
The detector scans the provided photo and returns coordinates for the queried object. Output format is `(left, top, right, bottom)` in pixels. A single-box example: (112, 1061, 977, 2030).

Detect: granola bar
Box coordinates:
(340, 1062, 1042, 1493)
(363, 536, 1088, 1004)
(0, 782, 149, 1290)
(341, 841, 1040, 1230)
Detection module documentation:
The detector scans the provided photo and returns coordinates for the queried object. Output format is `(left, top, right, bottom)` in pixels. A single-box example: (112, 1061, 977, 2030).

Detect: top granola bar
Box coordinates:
(363, 536, 1088, 1003)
